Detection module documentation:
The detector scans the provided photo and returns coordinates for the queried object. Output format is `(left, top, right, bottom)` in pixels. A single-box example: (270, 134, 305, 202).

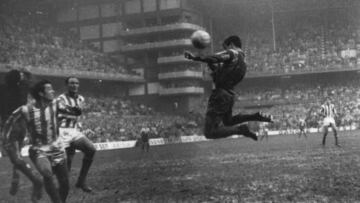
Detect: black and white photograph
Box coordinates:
(0, 0, 360, 202)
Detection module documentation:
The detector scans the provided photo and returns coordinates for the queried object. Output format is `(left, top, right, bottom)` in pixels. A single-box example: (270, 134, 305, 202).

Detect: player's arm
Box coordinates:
(184, 50, 234, 64)
(2, 107, 26, 151)
(319, 105, 326, 117)
(76, 96, 86, 130)
(56, 97, 82, 116)
(333, 106, 338, 118)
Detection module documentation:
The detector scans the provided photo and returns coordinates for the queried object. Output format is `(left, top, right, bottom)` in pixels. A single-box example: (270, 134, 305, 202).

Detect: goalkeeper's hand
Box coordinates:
(184, 51, 196, 60)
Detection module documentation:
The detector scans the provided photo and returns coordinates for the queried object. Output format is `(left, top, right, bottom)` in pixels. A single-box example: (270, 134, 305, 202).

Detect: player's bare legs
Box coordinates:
(53, 162, 70, 203)
(330, 123, 339, 147)
(260, 132, 268, 141)
(320, 99, 338, 147)
(142, 142, 150, 152)
(5, 123, 43, 201)
(6, 143, 43, 201)
(67, 137, 96, 193)
(65, 147, 76, 173)
(9, 166, 19, 195)
(29, 152, 64, 203)
(322, 126, 328, 146)
(298, 130, 307, 139)
(322, 124, 339, 147)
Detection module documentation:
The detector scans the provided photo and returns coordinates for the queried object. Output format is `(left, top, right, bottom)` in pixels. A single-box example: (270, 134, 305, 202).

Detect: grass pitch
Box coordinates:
(1, 131, 360, 203)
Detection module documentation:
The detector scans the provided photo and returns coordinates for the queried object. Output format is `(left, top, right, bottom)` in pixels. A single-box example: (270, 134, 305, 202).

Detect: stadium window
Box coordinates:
(160, 0, 180, 10)
(101, 3, 121, 17)
(79, 5, 99, 20)
(143, 0, 156, 12)
(57, 8, 76, 22)
(80, 25, 100, 40)
(125, 0, 141, 14)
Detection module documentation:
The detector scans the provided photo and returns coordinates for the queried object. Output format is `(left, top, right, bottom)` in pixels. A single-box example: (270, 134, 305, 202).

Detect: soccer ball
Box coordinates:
(190, 30, 211, 49)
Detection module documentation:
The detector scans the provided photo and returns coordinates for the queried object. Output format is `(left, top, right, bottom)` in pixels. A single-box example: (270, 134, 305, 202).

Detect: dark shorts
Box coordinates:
(206, 89, 234, 116)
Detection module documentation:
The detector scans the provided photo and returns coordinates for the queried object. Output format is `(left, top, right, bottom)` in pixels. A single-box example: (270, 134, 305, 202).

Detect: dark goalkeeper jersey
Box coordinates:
(209, 48, 247, 91)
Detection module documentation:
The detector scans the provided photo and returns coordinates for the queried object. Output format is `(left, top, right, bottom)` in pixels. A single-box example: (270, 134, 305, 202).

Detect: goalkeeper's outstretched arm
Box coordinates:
(184, 50, 233, 64)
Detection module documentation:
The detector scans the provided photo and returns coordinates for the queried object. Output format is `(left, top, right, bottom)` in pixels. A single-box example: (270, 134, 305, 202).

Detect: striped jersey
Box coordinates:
(57, 93, 84, 129)
(320, 103, 336, 118)
(2, 101, 58, 147)
(299, 119, 306, 127)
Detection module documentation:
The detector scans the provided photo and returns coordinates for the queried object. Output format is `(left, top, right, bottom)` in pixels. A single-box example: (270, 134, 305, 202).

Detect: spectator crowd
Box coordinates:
(73, 94, 201, 142)
(235, 80, 360, 131)
(2, 1, 360, 142)
(0, 1, 138, 76)
(214, 8, 360, 76)
(76, 77, 360, 142)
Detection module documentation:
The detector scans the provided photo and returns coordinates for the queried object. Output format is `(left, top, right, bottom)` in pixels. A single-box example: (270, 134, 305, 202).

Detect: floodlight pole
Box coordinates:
(209, 17, 214, 53)
(271, 0, 277, 51)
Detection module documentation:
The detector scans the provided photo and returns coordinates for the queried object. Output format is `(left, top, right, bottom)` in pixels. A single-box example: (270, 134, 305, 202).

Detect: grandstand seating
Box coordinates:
(236, 80, 360, 131)
(0, 1, 139, 78)
(215, 9, 359, 76)
(1, 1, 360, 142)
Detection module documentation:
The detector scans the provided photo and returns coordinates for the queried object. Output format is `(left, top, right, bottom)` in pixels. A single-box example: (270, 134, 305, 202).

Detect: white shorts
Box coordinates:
(58, 128, 85, 148)
(323, 117, 336, 127)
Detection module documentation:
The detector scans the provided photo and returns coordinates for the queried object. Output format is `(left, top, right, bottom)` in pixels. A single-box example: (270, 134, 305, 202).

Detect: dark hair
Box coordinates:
(5, 69, 21, 87)
(20, 68, 32, 82)
(65, 77, 78, 84)
(223, 35, 242, 48)
(31, 80, 52, 101)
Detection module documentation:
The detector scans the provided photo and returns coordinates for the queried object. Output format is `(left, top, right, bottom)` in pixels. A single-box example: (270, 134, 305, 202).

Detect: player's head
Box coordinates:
(5, 69, 21, 87)
(19, 67, 32, 82)
(31, 80, 54, 102)
(223, 35, 242, 49)
(65, 77, 80, 94)
(325, 97, 331, 104)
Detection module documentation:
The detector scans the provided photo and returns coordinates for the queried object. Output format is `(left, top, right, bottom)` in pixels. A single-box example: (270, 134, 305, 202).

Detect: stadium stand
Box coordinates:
(76, 94, 201, 142)
(235, 79, 360, 131)
(1, 0, 360, 142)
(214, 8, 359, 76)
(77, 76, 360, 142)
(0, 1, 139, 77)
